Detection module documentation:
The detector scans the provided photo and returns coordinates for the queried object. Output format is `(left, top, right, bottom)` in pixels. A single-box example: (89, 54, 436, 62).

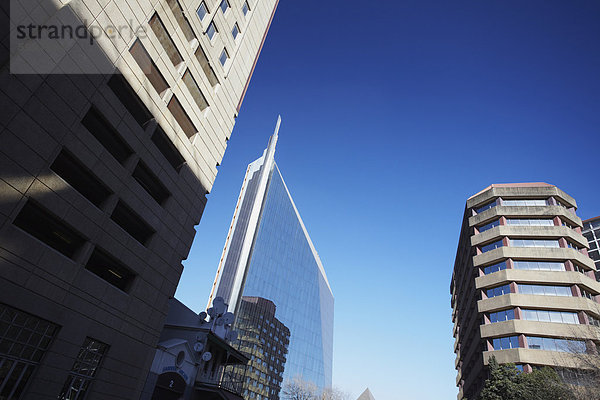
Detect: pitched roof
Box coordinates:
(356, 388, 376, 400)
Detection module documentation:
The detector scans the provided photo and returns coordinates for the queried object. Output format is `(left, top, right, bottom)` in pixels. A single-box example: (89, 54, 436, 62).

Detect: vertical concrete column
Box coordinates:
(565, 260, 574, 272)
(571, 285, 582, 297)
(559, 238, 568, 248)
(581, 248, 589, 257)
(502, 237, 510, 247)
(587, 270, 596, 280)
(547, 197, 558, 206)
(514, 307, 522, 320)
(553, 216, 561, 226)
(523, 364, 533, 373)
(578, 311, 589, 325)
(499, 216, 507, 226)
(510, 282, 518, 293)
(519, 334, 527, 349)
(487, 339, 494, 351)
(506, 258, 514, 270)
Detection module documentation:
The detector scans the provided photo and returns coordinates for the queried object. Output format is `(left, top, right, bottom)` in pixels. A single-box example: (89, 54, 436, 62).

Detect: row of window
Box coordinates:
(480, 238, 587, 253)
(0, 304, 109, 400)
(483, 259, 591, 275)
(478, 218, 555, 233)
(474, 198, 550, 214)
(492, 335, 586, 353)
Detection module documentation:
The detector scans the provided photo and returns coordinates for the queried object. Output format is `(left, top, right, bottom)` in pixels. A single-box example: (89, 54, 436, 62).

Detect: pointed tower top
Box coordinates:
(265, 115, 281, 162)
(356, 388, 376, 400)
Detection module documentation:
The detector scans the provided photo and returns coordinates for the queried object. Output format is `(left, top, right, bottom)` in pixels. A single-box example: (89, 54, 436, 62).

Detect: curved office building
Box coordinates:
(209, 118, 334, 399)
(451, 183, 600, 400)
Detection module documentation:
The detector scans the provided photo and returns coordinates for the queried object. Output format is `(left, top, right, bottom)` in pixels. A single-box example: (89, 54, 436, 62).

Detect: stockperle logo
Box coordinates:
(10, 0, 148, 74)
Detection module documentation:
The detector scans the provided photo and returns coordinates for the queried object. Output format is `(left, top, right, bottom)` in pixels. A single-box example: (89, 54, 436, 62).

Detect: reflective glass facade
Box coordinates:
(211, 131, 334, 394)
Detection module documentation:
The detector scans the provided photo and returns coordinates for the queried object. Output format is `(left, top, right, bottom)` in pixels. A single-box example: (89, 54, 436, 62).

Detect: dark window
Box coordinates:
(129, 39, 169, 95)
(182, 70, 209, 111)
(195, 47, 219, 87)
(149, 13, 184, 67)
(151, 126, 185, 172)
(51, 150, 112, 208)
(81, 107, 133, 165)
(58, 337, 109, 400)
(107, 74, 152, 128)
(0, 304, 59, 400)
(110, 201, 155, 245)
(167, 96, 197, 138)
(132, 161, 170, 205)
(13, 201, 86, 259)
(85, 248, 135, 291)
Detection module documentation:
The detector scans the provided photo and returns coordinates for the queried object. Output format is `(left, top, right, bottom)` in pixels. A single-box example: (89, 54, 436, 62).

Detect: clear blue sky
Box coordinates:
(176, 1, 600, 398)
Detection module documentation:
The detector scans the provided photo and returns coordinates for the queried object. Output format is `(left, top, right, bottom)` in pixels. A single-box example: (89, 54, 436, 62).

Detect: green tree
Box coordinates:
(479, 357, 574, 400)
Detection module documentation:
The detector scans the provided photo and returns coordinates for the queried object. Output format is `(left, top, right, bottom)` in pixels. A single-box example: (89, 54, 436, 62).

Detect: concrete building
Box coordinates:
(450, 183, 600, 400)
(583, 216, 600, 281)
(208, 120, 334, 394)
(356, 388, 375, 400)
(0, 0, 277, 398)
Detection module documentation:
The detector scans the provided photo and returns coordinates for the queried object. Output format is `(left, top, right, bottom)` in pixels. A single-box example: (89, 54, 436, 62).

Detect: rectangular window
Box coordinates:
(219, 48, 229, 66)
(492, 336, 520, 350)
(522, 309, 579, 324)
(242, 1, 250, 16)
(506, 219, 554, 226)
(107, 74, 152, 128)
(510, 239, 560, 248)
(168, 95, 198, 138)
(85, 248, 135, 291)
(58, 338, 109, 400)
(51, 150, 112, 208)
(486, 284, 511, 298)
(182, 70, 209, 111)
(232, 23, 240, 40)
(129, 39, 169, 95)
(220, 0, 230, 13)
(502, 199, 548, 207)
(149, 13, 184, 67)
(197, 2, 208, 21)
(526, 336, 586, 353)
(481, 240, 504, 253)
(132, 161, 171, 205)
(81, 106, 133, 165)
(475, 200, 496, 214)
(110, 200, 155, 245)
(13, 201, 86, 259)
(195, 47, 219, 87)
(151, 125, 186, 172)
(478, 219, 500, 233)
(489, 309, 515, 323)
(518, 284, 572, 297)
(166, 0, 197, 42)
(483, 261, 507, 275)
(206, 21, 218, 40)
(0, 304, 59, 400)
(513, 260, 565, 271)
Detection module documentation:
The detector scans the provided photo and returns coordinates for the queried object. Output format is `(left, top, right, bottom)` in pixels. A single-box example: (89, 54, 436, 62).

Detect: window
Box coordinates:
(110, 200, 155, 245)
(481, 240, 504, 253)
(502, 199, 547, 207)
(566, 240, 582, 251)
(510, 239, 560, 248)
(589, 314, 600, 327)
(58, 338, 109, 400)
(526, 336, 586, 353)
(219, 48, 229, 66)
(518, 284, 572, 297)
(149, 13, 184, 67)
(81, 106, 133, 165)
(197, 2, 208, 21)
(166, 0, 197, 42)
(478, 219, 500, 233)
(195, 47, 219, 87)
(483, 261, 507, 275)
(489, 309, 515, 323)
(206, 21, 217, 40)
(242, 1, 250, 16)
(492, 336, 520, 350)
(506, 219, 554, 226)
(474, 200, 496, 214)
(182, 70, 209, 111)
(232, 23, 240, 40)
(85, 248, 135, 291)
(513, 260, 565, 271)
(581, 288, 597, 302)
(167, 96, 198, 138)
(151, 125, 186, 173)
(220, 0, 230, 13)
(0, 304, 59, 400)
(130, 40, 169, 95)
(13, 201, 86, 259)
(132, 161, 171, 205)
(486, 284, 511, 298)
(107, 74, 152, 128)
(51, 150, 112, 208)
(522, 309, 579, 324)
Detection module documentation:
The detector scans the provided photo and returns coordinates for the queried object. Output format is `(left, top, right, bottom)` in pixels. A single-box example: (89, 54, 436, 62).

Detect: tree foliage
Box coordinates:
(479, 357, 574, 400)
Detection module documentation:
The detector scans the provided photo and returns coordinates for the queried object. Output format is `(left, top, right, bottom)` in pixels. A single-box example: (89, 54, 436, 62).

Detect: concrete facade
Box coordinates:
(0, 0, 277, 398)
(450, 183, 600, 400)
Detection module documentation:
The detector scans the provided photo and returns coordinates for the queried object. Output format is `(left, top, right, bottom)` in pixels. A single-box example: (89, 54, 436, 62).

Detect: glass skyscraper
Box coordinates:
(209, 118, 334, 397)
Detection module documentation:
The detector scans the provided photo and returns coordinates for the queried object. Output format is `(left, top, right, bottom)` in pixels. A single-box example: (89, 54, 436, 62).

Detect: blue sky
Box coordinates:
(176, 1, 600, 398)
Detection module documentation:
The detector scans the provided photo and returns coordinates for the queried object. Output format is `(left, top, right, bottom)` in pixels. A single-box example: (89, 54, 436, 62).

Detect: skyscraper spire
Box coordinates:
(265, 115, 281, 163)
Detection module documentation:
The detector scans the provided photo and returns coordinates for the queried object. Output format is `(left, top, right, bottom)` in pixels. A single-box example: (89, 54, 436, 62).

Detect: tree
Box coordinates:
(479, 356, 574, 400)
(281, 377, 349, 400)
